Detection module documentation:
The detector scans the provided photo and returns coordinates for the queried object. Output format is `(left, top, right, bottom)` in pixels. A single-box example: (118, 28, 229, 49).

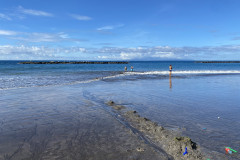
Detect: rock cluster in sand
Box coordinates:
(106, 100, 206, 160)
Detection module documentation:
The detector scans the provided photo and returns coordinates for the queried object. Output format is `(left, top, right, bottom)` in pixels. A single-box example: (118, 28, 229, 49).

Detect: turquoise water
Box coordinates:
(0, 60, 240, 159)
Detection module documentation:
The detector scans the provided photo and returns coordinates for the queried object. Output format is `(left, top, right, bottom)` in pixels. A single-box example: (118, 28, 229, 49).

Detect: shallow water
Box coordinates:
(83, 74, 240, 159)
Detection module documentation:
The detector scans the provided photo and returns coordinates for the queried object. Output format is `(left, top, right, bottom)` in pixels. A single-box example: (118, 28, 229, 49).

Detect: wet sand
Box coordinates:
(0, 109, 168, 160)
(0, 86, 171, 160)
(0, 83, 239, 160)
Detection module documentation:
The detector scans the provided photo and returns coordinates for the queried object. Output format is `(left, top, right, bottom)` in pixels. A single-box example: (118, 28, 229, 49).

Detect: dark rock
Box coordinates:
(106, 101, 115, 106)
(19, 61, 128, 64)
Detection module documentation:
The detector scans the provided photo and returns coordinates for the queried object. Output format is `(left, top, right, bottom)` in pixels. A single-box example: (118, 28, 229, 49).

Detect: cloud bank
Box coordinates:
(0, 45, 240, 60)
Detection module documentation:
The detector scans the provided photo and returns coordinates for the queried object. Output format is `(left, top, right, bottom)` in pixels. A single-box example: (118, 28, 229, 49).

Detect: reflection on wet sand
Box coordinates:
(169, 72, 172, 89)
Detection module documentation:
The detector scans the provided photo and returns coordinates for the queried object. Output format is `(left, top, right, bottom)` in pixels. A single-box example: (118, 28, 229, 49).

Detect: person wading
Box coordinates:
(169, 65, 172, 73)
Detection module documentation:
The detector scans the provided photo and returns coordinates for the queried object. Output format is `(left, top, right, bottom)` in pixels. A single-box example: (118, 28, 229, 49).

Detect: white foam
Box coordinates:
(1, 70, 239, 90)
(124, 70, 240, 75)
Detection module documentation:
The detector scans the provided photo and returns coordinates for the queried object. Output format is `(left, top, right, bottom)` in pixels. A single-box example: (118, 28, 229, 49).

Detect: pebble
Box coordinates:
(136, 147, 145, 152)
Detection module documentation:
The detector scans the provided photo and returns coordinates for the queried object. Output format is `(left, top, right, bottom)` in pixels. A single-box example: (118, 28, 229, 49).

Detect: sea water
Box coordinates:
(1, 60, 240, 89)
(0, 60, 240, 159)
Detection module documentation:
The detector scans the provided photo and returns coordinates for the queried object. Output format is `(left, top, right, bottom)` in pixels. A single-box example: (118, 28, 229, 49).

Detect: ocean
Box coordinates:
(1, 60, 240, 89)
(0, 60, 240, 159)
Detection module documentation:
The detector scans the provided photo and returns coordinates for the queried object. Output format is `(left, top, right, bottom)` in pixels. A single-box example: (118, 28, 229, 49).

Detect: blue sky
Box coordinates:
(0, 0, 240, 60)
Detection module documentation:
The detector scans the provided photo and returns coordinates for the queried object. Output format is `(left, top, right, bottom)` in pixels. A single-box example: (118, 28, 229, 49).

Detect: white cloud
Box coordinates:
(70, 14, 92, 20)
(0, 28, 89, 44)
(18, 6, 53, 17)
(1, 44, 240, 60)
(0, 30, 17, 36)
(0, 45, 88, 60)
(97, 55, 118, 59)
(14, 32, 67, 42)
(0, 13, 12, 20)
(97, 24, 124, 31)
(88, 45, 240, 60)
(120, 52, 143, 60)
(152, 52, 175, 58)
(97, 26, 114, 30)
(2, 31, 82, 43)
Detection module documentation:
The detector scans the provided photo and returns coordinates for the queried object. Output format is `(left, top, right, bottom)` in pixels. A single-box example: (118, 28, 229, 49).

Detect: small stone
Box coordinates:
(136, 147, 144, 152)
(107, 101, 115, 106)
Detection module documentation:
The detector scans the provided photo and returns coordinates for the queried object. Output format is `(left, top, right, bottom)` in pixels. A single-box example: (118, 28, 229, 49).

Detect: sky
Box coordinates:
(0, 0, 240, 60)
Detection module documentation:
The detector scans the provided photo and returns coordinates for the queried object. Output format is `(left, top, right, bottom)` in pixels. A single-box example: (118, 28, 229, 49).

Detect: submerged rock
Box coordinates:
(106, 100, 115, 106)
(113, 105, 126, 110)
(106, 101, 126, 110)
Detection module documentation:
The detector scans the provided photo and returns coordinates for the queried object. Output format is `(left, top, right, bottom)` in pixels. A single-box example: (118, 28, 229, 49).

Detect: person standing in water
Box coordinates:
(169, 65, 172, 73)
(131, 66, 134, 72)
(124, 66, 127, 71)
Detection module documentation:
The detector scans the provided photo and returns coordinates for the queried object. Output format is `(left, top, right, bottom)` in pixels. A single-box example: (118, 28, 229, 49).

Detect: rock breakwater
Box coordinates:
(19, 61, 128, 64)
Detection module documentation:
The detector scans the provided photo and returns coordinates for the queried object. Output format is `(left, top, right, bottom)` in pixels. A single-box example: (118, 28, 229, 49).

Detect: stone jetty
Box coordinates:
(19, 61, 128, 64)
(195, 61, 240, 63)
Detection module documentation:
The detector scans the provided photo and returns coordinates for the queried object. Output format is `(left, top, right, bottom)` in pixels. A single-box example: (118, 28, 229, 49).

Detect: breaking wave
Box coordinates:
(1, 70, 239, 90)
(124, 70, 240, 75)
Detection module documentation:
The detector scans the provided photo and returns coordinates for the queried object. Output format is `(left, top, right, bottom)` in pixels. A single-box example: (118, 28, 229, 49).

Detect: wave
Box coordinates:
(1, 70, 239, 91)
(0, 78, 102, 91)
(124, 70, 240, 75)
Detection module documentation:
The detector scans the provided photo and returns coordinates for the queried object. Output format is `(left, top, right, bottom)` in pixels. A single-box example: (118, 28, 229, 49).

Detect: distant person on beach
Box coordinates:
(131, 66, 134, 72)
(124, 66, 127, 71)
(169, 65, 172, 72)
